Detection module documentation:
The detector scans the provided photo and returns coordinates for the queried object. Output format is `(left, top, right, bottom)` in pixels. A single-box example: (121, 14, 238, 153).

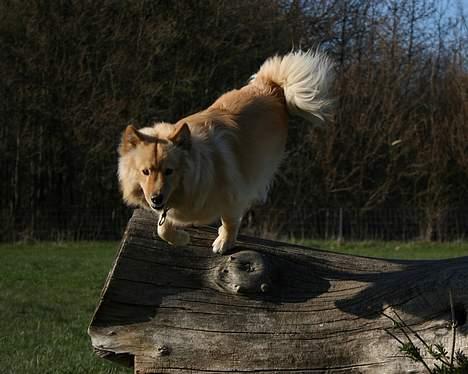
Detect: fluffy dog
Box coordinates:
(118, 50, 333, 254)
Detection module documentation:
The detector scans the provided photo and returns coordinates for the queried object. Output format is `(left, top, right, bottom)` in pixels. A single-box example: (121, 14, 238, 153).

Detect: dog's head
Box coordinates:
(118, 122, 191, 211)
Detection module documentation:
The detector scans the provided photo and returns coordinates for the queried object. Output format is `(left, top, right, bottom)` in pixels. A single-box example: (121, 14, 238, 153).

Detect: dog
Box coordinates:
(118, 50, 333, 254)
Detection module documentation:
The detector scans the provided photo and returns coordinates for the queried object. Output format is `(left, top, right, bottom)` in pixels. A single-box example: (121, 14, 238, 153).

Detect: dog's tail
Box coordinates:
(251, 50, 334, 122)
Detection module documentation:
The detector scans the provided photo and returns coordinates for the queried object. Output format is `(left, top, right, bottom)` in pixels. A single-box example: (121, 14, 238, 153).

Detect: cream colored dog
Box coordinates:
(118, 50, 333, 254)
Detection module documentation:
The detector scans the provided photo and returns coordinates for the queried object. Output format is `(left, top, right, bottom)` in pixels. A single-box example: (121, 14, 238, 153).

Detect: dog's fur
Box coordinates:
(118, 50, 333, 254)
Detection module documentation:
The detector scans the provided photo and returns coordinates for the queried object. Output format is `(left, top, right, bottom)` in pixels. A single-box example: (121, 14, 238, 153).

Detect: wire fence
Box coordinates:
(243, 207, 468, 242)
(0, 207, 132, 242)
(1, 207, 467, 242)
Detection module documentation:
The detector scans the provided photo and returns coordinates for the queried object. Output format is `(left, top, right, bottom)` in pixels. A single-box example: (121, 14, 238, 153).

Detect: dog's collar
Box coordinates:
(158, 207, 170, 226)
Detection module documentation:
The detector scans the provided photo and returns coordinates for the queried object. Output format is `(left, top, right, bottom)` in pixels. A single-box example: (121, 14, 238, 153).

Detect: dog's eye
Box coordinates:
(164, 168, 173, 176)
(142, 169, 150, 176)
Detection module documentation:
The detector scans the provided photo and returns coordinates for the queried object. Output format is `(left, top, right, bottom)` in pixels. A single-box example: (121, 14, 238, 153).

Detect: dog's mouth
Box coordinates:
(148, 194, 166, 211)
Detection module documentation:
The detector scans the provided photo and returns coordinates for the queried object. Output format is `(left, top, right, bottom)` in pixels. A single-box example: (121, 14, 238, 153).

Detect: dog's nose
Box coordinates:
(151, 194, 164, 207)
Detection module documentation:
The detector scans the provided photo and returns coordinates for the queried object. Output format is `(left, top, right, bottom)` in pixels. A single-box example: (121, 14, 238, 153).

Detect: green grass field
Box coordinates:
(0, 241, 131, 374)
(1, 240, 468, 373)
(298, 239, 468, 259)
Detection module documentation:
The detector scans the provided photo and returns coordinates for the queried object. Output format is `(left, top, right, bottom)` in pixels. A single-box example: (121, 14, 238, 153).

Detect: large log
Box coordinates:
(89, 209, 468, 373)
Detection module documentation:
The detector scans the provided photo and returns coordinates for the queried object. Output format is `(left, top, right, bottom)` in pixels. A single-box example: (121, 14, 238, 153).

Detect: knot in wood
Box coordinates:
(216, 250, 273, 295)
(156, 345, 170, 356)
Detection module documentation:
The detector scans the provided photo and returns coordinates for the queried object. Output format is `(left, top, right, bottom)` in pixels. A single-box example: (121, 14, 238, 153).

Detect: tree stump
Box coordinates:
(88, 209, 468, 373)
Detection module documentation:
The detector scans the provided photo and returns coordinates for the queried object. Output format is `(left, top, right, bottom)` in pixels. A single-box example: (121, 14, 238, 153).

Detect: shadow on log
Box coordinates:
(88, 209, 468, 373)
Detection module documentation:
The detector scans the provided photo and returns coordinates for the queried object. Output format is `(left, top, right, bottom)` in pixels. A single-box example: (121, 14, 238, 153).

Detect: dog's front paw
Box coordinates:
(168, 230, 190, 246)
(212, 235, 235, 254)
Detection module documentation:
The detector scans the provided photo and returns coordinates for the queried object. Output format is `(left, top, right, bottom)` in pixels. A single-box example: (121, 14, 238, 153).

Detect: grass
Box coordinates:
(296, 239, 468, 260)
(1, 240, 468, 374)
(0, 241, 130, 374)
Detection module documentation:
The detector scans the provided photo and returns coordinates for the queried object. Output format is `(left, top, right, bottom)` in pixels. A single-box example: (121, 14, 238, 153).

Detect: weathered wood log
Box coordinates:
(89, 209, 468, 373)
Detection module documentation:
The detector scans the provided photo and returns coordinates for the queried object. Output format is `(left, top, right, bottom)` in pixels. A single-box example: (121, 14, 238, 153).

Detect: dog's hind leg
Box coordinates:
(212, 215, 242, 254)
(157, 219, 190, 246)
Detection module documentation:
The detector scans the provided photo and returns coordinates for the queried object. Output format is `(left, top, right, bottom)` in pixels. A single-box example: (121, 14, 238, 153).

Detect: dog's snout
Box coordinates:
(151, 194, 164, 207)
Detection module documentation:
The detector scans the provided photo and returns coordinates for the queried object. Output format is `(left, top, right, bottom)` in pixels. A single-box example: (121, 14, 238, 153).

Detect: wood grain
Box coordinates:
(89, 209, 468, 373)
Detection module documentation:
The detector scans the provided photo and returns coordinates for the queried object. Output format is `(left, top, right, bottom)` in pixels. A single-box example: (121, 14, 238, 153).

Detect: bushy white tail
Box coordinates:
(252, 50, 334, 122)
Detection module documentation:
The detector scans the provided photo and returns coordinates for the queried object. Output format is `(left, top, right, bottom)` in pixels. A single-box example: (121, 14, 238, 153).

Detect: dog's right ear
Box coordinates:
(119, 125, 144, 155)
(169, 122, 191, 150)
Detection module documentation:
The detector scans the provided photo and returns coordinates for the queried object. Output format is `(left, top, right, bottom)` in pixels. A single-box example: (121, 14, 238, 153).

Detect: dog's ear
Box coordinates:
(119, 125, 144, 155)
(169, 123, 191, 150)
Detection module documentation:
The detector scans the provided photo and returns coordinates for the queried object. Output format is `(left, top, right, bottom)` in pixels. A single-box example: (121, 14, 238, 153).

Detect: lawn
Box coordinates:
(297, 239, 468, 259)
(1, 240, 468, 374)
(0, 241, 130, 374)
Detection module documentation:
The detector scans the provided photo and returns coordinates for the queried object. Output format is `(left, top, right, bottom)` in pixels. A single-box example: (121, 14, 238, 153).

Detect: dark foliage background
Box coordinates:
(1, 0, 467, 241)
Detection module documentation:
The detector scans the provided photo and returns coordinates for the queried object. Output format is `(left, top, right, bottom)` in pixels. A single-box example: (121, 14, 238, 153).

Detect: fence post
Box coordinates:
(337, 207, 344, 244)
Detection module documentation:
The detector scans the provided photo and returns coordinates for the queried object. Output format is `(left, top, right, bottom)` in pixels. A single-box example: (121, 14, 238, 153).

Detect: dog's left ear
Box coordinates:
(169, 122, 191, 150)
